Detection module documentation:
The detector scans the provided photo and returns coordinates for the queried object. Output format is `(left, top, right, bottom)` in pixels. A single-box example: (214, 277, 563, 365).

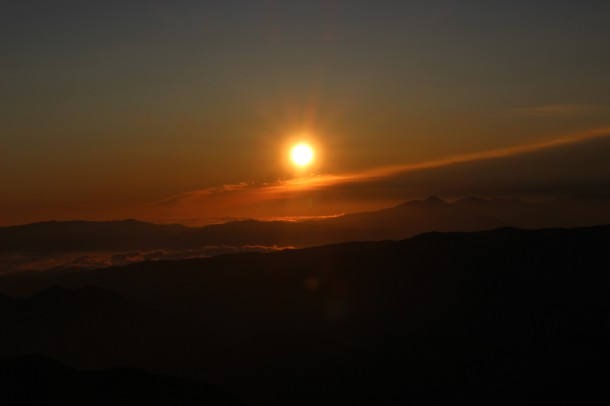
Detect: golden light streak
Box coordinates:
(158, 127, 610, 207)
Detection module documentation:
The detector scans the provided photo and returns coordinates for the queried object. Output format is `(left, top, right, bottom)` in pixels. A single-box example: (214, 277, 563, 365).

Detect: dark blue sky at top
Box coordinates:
(4, 0, 609, 110)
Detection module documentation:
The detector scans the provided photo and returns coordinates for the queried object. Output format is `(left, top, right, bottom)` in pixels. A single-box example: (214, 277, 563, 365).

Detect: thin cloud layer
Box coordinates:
(156, 127, 610, 220)
(510, 104, 610, 117)
(0, 244, 292, 274)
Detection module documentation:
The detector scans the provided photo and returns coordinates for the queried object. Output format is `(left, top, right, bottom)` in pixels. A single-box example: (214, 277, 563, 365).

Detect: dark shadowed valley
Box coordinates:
(2, 225, 610, 404)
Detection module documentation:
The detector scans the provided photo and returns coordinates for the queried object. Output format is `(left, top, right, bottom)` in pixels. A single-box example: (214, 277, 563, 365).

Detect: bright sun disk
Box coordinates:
(291, 144, 314, 167)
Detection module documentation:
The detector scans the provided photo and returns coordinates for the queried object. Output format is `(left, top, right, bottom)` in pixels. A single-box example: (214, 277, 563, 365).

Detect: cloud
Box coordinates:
(509, 104, 610, 117)
(157, 182, 251, 207)
(157, 126, 610, 213)
(0, 245, 292, 274)
(261, 214, 345, 222)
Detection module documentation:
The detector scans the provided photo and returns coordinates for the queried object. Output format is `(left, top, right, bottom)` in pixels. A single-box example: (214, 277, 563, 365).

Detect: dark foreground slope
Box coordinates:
(1, 226, 610, 405)
(0, 356, 245, 406)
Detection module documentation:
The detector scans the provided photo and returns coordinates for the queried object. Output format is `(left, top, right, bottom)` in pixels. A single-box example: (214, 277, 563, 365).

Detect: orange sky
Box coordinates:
(141, 127, 610, 225)
(2, 2, 610, 226)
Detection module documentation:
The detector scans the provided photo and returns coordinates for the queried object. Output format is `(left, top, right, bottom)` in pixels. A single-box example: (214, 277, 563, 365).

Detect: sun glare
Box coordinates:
(291, 143, 314, 167)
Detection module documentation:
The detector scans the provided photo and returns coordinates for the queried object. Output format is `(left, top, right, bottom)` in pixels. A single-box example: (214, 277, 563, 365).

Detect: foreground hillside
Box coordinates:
(0, 356, 245, 406)
(1, 225, 610, 404)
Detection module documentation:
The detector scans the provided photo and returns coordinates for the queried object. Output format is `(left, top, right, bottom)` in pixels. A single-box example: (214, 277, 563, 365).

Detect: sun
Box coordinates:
(290, 143, 314, 167)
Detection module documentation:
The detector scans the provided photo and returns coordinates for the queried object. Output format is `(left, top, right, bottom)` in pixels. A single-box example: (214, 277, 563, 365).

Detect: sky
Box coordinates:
(2, 0, 610, 225)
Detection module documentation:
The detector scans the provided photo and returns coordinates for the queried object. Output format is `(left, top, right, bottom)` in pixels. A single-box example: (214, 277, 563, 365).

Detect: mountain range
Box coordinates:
(1, 195, 609, 257)
(1, 225, 609, 404)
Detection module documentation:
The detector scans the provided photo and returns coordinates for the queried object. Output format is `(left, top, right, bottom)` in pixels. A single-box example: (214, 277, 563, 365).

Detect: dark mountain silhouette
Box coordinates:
(1, 226, 609, 404)
(0, 355, 245, 406)
(0, 220, 193, 252)
(0, 285, 160, 370)
(1, 196, 609, 257)
(322, 196, 503, 238)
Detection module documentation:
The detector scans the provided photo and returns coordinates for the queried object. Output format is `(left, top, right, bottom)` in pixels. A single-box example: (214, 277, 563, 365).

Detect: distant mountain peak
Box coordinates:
(34, 285, 68, 297)
(424, 196, 447, 204)
(0, 291, 15, 303)
(397, 196, 448, 208)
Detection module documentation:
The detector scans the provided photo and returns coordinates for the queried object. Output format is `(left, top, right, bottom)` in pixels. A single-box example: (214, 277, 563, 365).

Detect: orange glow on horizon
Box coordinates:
(144, 126, 610, 224)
